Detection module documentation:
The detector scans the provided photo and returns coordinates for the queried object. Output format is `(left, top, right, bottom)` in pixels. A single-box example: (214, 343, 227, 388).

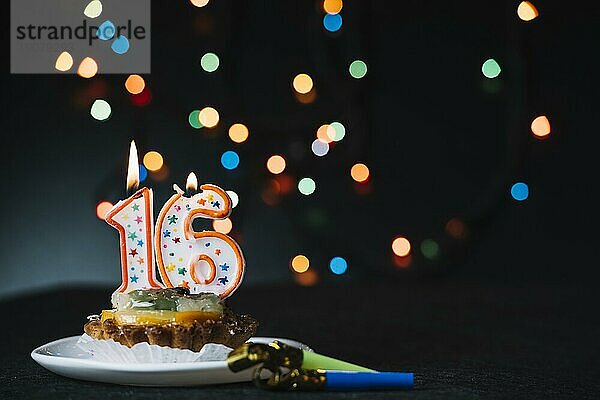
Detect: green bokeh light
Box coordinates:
(420, 239, 440, 260)
(482, 58, 501, 79)
(200, 52, 220, 73)
(298, 177, 316, 195)
(329, 121, 346, 141)
(349, 60, 367, 79)
(90, 99, 111, 121)
(188, 110, 203, 129)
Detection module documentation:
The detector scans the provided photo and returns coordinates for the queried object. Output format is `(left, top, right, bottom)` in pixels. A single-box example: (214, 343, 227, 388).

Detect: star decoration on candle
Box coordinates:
(212, 201, 220, 208)
(173, 237, 181, 243)
(137, 240, 144, 246)
(181, 281, 190, 289)
(130, 275, 139, 283)
(215, 249, 221, 255)
(132, 204, 140, 211)
(137, 257, 144, 265)
(218, 276, 228, 285)
(129, 249, 138, 257)
(198, 198, 206, 206)
(163, 230, 171, 237)
(166, 262, 176, 272)
(128, 231, 138, 240)
(219, 263, 229, 271)
(178, 267, 187, 275)
(167, 215, 178, 224)
(135, 216, 143, 224)
(207, 195, 214, 201)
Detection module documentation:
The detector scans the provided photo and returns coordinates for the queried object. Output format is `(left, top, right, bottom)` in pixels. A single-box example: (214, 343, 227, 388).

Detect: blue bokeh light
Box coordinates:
(323, 13, 343, 32)
(329, 257, 348, 275)
(139, 164, 148, 182)
(221, 151, 240, 170)
(511, 182, 529, 201)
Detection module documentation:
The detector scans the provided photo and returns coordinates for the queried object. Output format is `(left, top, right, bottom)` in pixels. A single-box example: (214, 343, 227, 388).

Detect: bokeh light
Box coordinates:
(446, 218, 467, 239)
(97, 20, 115, 40)
(125, 74, 145, 94)
(350, 163, 370, 183)
(531, 115, 551, 138)
(298, 177, 316, 195)
(316, 124, 334, 143)
(349, 60, 367, 79)
(90, 99, 111, 121)
(200, 52, 220, 72)
(139, 164, 148, 182)
(226, 190, 239, 208)
(311, 139, 329, 157)
(221, 150, 240, 170)
(294, 269, 318, 286)
(212, 218, 233, 234)
(293, 73, 313, 94)
(266, 155, 286, 174)
(96, 201, 113, 220)
(291, 255, 310, 273)
(190, 0, 210, 7)
(323, 0, 343, 14)
(329, 257, 348, 275)
(111, 35, 130, 54)
(84, 0, 103, 18)
(55, 51, 73, 72)
(229, 123, 249, 143)
(143, 151, 164, 172)
(199, 107, 219, 128)
(329, 121, 346, 141)
(77, 57, 98, 78)
(482, 58, 501, 79)
(420, 239, 440, 260)
(276, 174, 295, 194)
(511, 182, 529, 201)
(517, 1, 539, 21)
(323, 13, 342, 32)
(392, 237, 411, 257)
(188, 110, 202, 129)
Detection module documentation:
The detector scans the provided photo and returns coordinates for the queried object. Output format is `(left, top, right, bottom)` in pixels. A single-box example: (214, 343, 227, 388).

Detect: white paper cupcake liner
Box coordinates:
(76, 334, 232, 363)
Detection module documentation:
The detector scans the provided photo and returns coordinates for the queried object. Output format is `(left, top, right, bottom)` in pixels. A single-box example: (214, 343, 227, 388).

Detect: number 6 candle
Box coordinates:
(104, 141, 163, 293)
(155, 172, 245, 298)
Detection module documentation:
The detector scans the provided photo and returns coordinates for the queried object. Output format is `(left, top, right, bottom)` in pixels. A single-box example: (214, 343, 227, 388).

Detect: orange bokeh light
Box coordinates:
(229, 123, 249, 143)
(96, 201, 113, 220)
(292, 73, 313, 94)
(350, 163, 370, 183)
(266, 155, 286, 175)
(294, 269, 319, 286)
(446, 218, 467, 239)
(392, 237, 411, 257)
(517, 1, 539, 21)
(316, 124, 334, 144)
(212, 218, 233, 234)
(531, 115, 551, 138)
(291, 255, 310, 273)
(77, 57, 98, 78)
(323, 0, 343, 14)
(125, 74, 146, 95)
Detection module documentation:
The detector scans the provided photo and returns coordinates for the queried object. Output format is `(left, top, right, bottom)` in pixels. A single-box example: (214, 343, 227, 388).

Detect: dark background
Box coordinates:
(2, 1, 600, 398)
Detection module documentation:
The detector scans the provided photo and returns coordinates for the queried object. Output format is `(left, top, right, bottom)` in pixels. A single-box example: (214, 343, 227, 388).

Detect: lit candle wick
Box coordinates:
(185, 172, 198, 196)
(126, 140, 140, 196)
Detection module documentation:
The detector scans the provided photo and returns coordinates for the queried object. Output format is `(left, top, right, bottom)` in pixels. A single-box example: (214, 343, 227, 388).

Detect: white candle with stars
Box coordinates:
(154, 172, 245, 298)
(104, 141, 163, 293)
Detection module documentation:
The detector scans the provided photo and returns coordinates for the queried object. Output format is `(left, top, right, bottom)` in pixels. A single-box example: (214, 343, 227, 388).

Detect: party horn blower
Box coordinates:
(227, 340, 374, 373)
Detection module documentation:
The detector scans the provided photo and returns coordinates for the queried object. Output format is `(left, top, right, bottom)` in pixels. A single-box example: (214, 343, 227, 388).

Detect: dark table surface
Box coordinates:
(1, 281, 598, 399)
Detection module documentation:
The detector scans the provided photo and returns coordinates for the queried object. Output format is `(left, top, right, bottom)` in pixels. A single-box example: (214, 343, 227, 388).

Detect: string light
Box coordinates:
(349, 60, 367, 79)
(266, 155, 286, 174)
(125, 75, 145, 94)
(90, 99, 111, 121)
(221, 151, 240, 170)
(323, 13, 342, 32)
(350, 163, 370, 183)
(446, 218, 466, 239)
(298, 178, 316, 195)
(229, 123, 249, 143)
(143, 151, 164, 172)
(329, 257, 348, 275)
(188, 110, 202, 129)
(84, 0, 103, 18)
(97, 20, 115, 40)
(212, 218, 232, 234)
(200, 52, 220, 72)
(77, 57, 98, 78)
(531, 115, 551, 138)
(293, 74, 313, 94)
(511, 182, 529, 201)
(323, 0, 343, 14)
(226, 190, 239, 208)
(392, 237, 411, 257)
(96, 201, 113, 220)
(482, 59, 501, 79)
(517, 1, 539, 21)
(311, 139, 329, 157)
(316, 124, 334, 143)
(198, 107, 219, 128)
(190, 0, 210, 7)
(55, 51, 73, 71)
(328, 121, 346, 141)
(291, 255, 310, 273)
(420, 239, 440, 260)
(111, 35, 130, 54)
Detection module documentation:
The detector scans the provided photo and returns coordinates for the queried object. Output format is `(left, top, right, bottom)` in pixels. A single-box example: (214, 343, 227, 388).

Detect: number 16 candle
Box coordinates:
(104, 141, 163, 293)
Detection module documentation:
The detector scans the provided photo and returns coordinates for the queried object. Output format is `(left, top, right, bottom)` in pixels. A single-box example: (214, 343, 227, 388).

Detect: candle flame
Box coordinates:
(186, 172, 198, 192)
(126, 140, 140, 193)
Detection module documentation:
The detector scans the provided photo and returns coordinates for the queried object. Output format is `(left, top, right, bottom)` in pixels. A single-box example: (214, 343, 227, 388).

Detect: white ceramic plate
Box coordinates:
(31, 336, 311, 386)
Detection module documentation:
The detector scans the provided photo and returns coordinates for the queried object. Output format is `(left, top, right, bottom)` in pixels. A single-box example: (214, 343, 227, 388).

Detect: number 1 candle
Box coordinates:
(104, 141, 163, 293)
